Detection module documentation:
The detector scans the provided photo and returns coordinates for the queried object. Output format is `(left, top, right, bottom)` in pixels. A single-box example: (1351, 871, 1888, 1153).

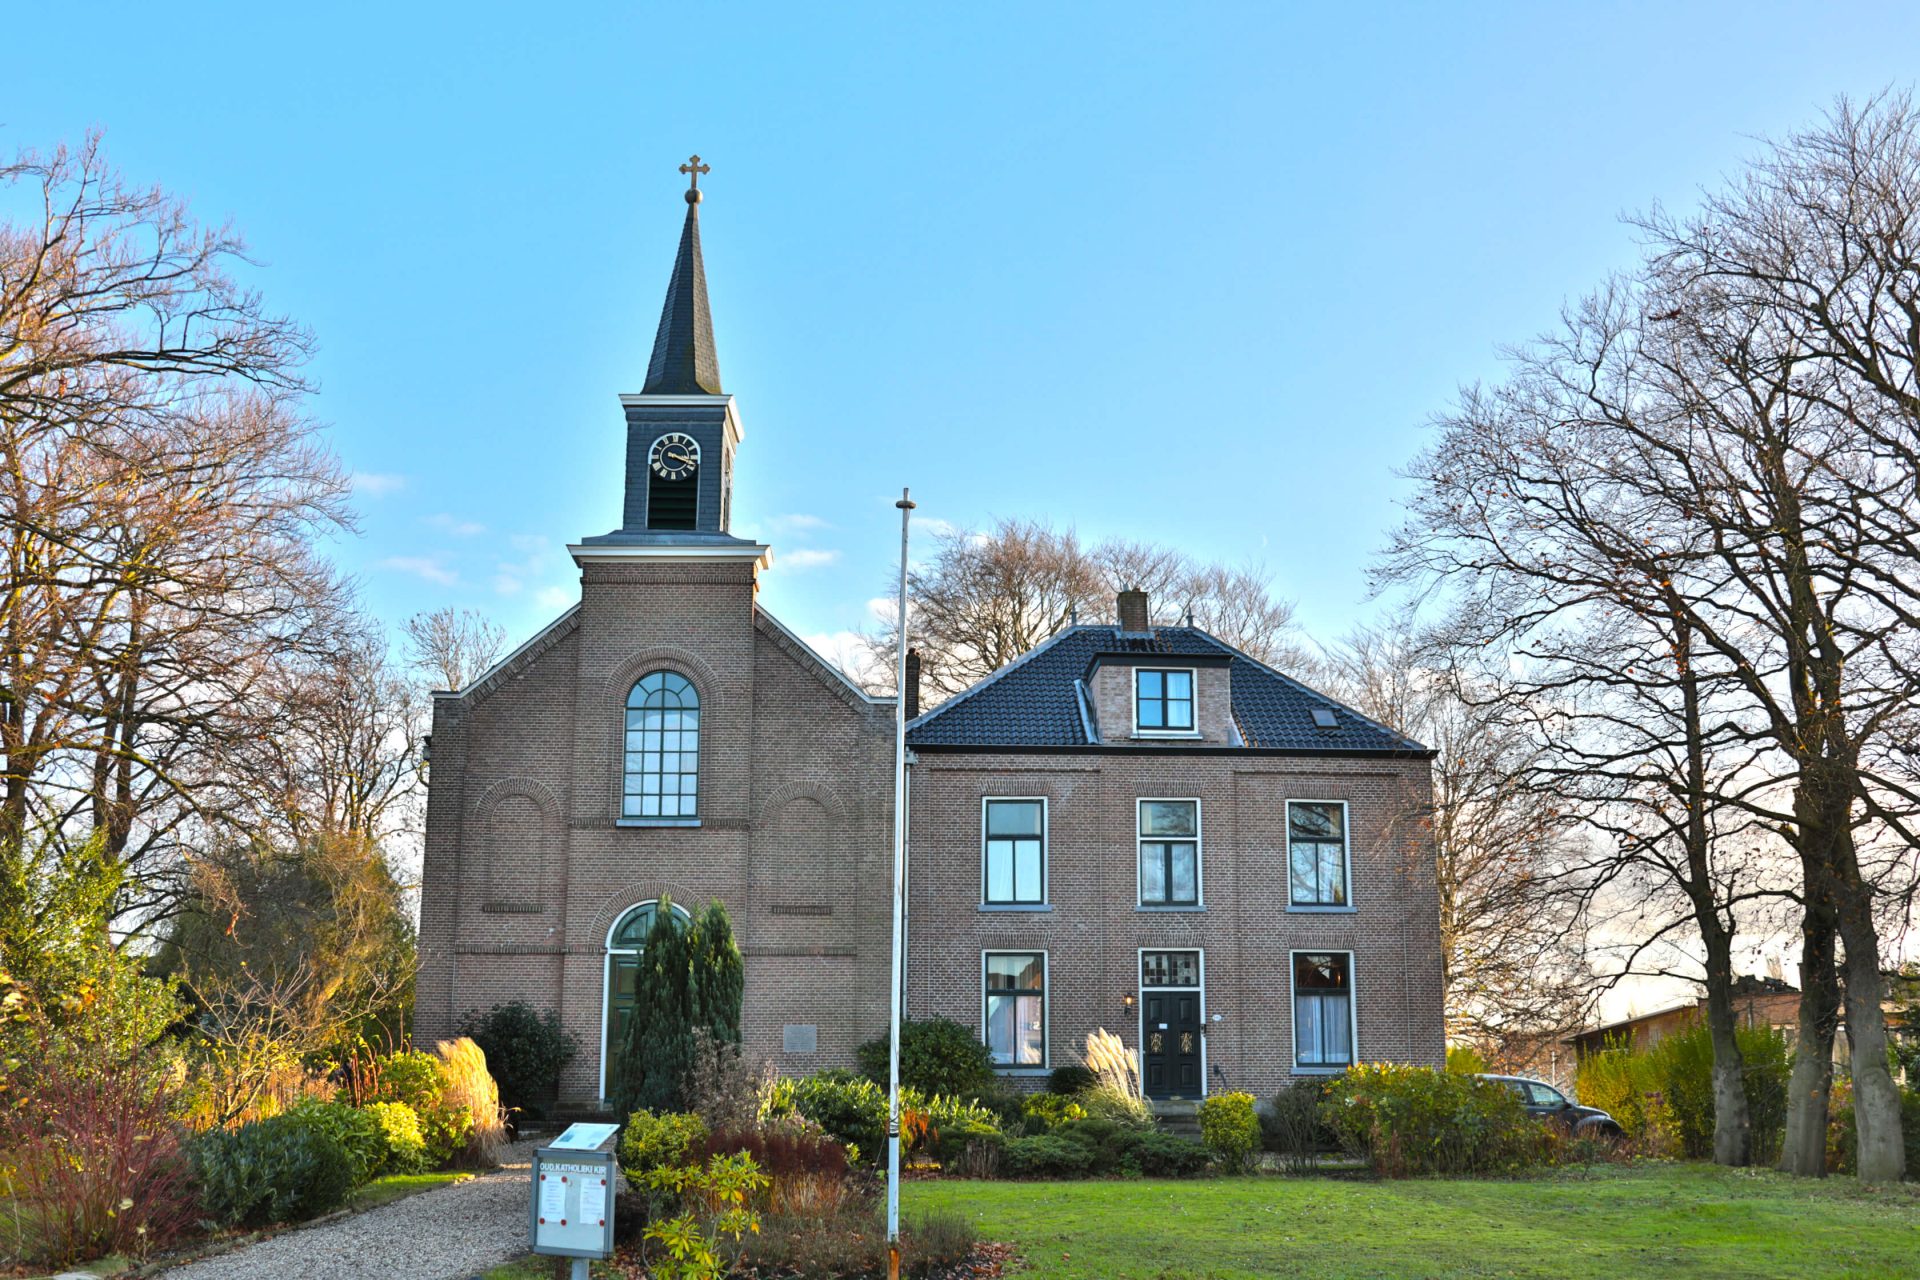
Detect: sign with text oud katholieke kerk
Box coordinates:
(530, 1123, 620, 1260)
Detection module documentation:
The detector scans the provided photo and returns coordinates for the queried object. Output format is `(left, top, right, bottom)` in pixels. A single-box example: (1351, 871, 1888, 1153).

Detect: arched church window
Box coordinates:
(624, 672, 700, 819)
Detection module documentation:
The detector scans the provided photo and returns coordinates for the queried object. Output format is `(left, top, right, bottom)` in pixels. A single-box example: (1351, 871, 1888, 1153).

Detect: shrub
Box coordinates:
(1445, 1044, 1489, 1075)
(362, 1048, 471, 1168)
(434, 1037, 507, 1168)
(285, 1098, 386, 1187)
(927, 1117, 1005, 1165)
(1047, 1064, 1098, 1097)
(456, 1002, 579, 1118)
(1197, 1092, 1259, 1173)
(733, 1206, 978, 1279)
(364, 1100, 429, 1175)
(784, 1071, 887, 1158)
(856, 1017, 995, 1099)
(1572, 1023, 1794, 1161)
(1322, 1063, 1544, 1177)
(619, 1109, 711, 1181)
(191, 1112, 355, 1226)
(1263, 1077, 1334, 1172)
(0, 1057, 197, 1266)
(1001, 1133, 1096, 1178)
(1021, 1092, 1088, 1131)
(1126, 1128, 1211, 1177)
(695, 1124, 851, 1214)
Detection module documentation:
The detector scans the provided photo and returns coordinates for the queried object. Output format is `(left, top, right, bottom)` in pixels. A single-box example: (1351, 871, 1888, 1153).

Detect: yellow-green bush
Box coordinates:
(1196, 1092, 1259, 1172)
(620, 1109, 711, 1180)
(1322, 1063, 1543, 1176)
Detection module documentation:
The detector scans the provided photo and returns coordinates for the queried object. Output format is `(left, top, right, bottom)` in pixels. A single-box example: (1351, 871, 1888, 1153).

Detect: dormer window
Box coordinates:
(1135, 668, 1195, 734)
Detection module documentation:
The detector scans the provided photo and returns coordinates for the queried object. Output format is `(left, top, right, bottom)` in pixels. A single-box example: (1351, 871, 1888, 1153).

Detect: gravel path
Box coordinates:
(158, 1141, 541, 1280)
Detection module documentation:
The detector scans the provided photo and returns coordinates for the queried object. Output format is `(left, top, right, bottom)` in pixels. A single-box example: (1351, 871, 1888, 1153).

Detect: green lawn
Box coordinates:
(345, 1168, 472, 1211)
(906, 1165, 1920, 1280)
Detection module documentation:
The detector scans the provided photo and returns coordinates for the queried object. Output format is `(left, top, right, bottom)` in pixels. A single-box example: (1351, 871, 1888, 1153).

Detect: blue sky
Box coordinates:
(12, 3, 1920, 671)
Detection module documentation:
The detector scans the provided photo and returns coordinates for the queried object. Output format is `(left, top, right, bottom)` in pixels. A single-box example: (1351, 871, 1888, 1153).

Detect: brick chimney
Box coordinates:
(904, 648, 921, 719)
(1116, 587, 1151, 635)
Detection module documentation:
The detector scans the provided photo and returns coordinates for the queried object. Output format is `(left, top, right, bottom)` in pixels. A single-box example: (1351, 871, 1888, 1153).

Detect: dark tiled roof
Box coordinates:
(906, 626, 1427, 753)
(642, 200, 723, 394)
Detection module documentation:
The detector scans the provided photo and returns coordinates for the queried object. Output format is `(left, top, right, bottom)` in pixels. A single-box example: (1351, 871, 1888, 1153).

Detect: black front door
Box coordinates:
(1142, 988, 1203, 1100)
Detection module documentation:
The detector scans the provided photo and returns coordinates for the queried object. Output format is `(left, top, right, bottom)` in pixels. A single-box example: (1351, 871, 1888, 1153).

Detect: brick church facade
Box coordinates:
(414, 179, 1445, 1106)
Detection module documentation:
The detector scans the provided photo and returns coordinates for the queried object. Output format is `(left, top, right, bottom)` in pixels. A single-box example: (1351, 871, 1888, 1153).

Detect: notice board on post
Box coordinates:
(530, 1123, 620, 1260)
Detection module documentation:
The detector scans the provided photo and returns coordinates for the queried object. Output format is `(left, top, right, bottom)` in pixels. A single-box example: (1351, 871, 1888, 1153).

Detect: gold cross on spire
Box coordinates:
(679, 154, 711, 203)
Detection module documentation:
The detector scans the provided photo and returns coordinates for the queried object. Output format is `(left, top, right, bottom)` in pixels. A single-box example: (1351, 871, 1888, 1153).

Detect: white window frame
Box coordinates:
(1131, 666, 1201, 738)
(1135, 947, 1208, 1100)
(980, 795, 1049, 909)
(1288, 948, 1359, 1075)
(1285, 798, 1355, 912)
(1136, 797, 1203, 909)
(598, 898, 693, 1102)
(981, 949, 1049, 1072)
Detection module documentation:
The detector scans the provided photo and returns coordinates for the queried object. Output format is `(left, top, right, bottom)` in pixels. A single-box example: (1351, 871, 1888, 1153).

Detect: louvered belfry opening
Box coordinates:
(647, 471, 698, 529)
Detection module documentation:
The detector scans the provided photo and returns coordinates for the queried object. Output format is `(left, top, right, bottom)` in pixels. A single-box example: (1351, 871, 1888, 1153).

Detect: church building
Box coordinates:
(414, 172, 1445, 1107)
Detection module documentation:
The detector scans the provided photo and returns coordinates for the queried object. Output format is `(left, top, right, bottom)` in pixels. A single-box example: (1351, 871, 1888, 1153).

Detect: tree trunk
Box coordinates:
(1781, 909, 1839, 1176)
(1834, 874, 1906, 1182)
(1700, 929, 1751, 1166)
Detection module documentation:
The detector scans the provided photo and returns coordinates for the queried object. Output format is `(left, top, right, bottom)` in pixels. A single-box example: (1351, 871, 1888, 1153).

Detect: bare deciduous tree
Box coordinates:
(1, 137, 351, 928)
(403, 606, 508, 692)
(875, 517, 1306, 704)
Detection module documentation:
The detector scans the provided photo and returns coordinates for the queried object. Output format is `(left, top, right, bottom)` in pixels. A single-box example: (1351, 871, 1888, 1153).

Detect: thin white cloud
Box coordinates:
(535, 585, 575, 611)
(379, 555, 456, 586)
(424, 513, 487, 537)
(352, 471, 407, 497)
(803, 630, 889, 688)
(781, 548, 842, 570)
(771, 513, 831, 533)
(917, 516, 959, 539)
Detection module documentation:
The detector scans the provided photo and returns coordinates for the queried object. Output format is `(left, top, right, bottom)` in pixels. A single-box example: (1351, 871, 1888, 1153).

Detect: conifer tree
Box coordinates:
(610, 897, 745, 1116)
(689, 900, 743, 1045)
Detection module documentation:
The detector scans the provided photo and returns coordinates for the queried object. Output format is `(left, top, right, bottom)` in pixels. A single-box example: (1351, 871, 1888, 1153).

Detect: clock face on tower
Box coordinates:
(649, 432, 700, 481)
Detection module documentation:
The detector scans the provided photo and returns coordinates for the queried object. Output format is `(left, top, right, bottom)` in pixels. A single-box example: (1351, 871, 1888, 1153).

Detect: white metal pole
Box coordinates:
(886, 487, 914, 1280)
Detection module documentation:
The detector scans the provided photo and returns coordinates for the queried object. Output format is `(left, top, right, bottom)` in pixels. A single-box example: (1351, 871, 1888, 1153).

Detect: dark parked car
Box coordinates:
(1478, 1073, 1626, 1139)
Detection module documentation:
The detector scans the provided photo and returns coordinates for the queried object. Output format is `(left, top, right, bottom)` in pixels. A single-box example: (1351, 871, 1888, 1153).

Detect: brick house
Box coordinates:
(902, 591, 1446, 1099)
(415, 180, 1446, 1106)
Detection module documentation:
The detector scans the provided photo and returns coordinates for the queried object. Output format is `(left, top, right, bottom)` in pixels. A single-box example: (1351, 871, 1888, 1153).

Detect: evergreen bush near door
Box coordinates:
(611, 896, 745, 1116)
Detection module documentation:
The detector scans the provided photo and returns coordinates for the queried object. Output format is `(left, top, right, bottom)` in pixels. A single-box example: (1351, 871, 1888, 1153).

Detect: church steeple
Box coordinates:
(641, 158, 723, 395)
(576, 158, 762, 558)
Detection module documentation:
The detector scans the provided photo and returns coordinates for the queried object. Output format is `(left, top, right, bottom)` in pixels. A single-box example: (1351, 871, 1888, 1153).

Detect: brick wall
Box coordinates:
(904, 749, 1445, 1098)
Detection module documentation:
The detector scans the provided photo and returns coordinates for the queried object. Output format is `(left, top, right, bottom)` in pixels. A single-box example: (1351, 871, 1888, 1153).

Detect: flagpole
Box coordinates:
(886, 487, 914, 1280)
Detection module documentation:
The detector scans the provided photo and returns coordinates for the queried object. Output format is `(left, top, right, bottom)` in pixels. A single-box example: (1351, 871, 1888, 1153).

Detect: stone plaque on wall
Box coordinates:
(782, 1024, 818, 1054)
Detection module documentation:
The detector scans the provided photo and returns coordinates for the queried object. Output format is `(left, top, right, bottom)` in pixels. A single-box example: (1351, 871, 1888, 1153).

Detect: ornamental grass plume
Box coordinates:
(1083, 1028, 1141, 1099)
(434, 1037, 507, 1168)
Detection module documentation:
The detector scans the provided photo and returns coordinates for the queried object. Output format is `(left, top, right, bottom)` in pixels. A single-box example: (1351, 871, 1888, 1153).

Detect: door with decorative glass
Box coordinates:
(1139, 949, 1204, 1100)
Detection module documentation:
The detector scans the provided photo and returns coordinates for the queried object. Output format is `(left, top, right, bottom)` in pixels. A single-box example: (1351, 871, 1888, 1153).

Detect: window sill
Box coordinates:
(993, 1067, 1050, 1077)
(1292, 1065, 1351, 1076)
(1287, 904, 1357, 914)
(1131, 730, 1202, 740)
(979, 903, 1052, 913)
(617, 817, 702, 828)
(1136, 905, 1205, 913)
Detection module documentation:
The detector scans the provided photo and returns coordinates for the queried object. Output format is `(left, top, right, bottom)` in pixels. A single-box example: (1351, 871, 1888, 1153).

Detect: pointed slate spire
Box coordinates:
(642, 157, 723, 395)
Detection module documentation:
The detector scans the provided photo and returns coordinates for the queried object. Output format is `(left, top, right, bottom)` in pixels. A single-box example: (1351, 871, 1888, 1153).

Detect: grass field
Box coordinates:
(906, 1164, 1920, 1280)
